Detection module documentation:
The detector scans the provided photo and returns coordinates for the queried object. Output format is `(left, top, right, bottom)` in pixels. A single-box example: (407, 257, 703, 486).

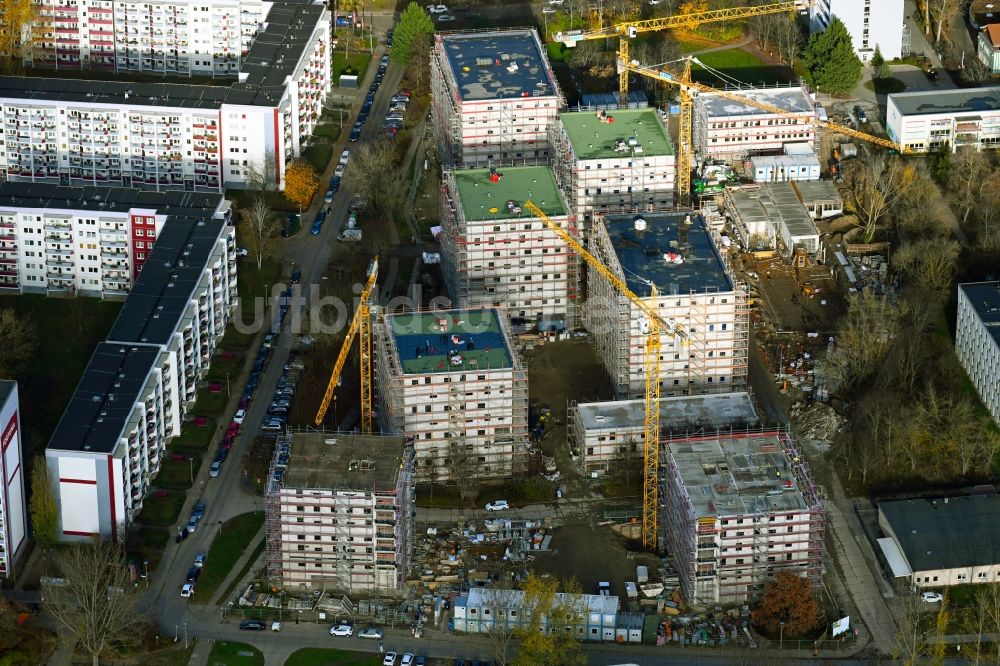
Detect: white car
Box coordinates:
(426, 4, 447, 13)
(334, 164, 346, 177)
(921, 591, 944, 603)
(180, 583, 195, 598)
(437, 14, 455, 22)
(358, 627, 383, 640)
(339, 149, 350, 166)
(400, 654, 415, 666)
(209, 461, 221, 478)
(329, 623, 354, 636)
(233, 409, 246, 424)
(548, 0, 564, 4)
(383, 653, 397, 666)
(235, 247, 249, 257)
(325, 190, 334, 204)
(485, 500, 510, 512)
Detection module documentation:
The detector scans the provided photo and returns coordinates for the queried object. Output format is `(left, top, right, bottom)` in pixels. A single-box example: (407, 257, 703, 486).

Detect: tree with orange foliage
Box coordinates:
(283, 160, 320, 213)
(0, 0, 35, 60)
(753, 571, 819, 638)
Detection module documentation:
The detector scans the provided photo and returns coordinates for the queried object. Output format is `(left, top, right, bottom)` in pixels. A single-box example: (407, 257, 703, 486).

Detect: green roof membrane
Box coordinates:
(389, 309, 513, 375)
(559, 109, 674, 160)
(451, 166, 566, 222)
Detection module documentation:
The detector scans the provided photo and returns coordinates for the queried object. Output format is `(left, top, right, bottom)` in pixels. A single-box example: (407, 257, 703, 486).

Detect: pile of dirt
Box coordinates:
(790, 401, 843, 442)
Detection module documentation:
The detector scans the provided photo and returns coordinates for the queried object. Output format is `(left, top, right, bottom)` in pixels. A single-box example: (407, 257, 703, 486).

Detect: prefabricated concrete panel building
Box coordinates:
(584, 212, 749, 398)
(0, 381, 27, 579)
(439, 166, 577, 323)
(430, 29, 564, 167)
(374, 308, 528, 482)
(886, 87, 1000, 153)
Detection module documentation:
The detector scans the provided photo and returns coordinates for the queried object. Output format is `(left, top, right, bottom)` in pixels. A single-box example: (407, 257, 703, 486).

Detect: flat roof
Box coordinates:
(791, 179, 842, 205)
(0, 182, 225, 216)
(0, 76, 227, 110)
(388, 309, 513, 374)
(889, 86, 1000, 116)
(281, 432, 406, 491)
(577, 392, 758, 432)
(450, 166, 565, 221)
(959, 282, 1000, 347)
(728, 183, 819, 240)
(987, 24, 1000, 49)
(560, 109, 673, 159)
(439, 29, 557, 102)
(668, 432, 814, 516)
(0, 380, 15, 407)
(465, 587, 619, 615)
(603, 212, 732, 298)
(107, 217, 227, 346)
(48, 343, 161, 453)
(698, 86, 814, 119)
(880, 495, 1000, 572)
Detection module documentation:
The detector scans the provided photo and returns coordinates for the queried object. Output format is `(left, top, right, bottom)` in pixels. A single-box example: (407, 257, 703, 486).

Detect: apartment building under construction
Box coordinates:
(584, 212, 748, 398)
(439, 165, 577, 324)
(550, 108, 676, 222)
(265, 433, 414, 595)
(662, 428, 826, 606)
(374, 308, 528, 483)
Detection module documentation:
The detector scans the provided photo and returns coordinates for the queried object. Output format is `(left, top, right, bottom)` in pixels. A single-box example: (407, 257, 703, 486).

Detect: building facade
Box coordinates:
(453, 587, 620, 642)
(45, 191, 235, 541)
(567, 392, 758, 476)
(374, 309, 529, 482)
(955, 282, 1000, 428)
(585, 212, 749, 398)
(693, 86, 817, 161)
(0, 182, 230, 296)
(809, 0, 905, 61)
(430, 29, 564, 167)
(0, 381, 27, 580)
(662, 429, 826, 606)
(978, 24, 1000, 75)
(1, 3, 330, 191)
(550, 109, 676, 222)
(886, 87, 1000, 153)
(439, 166, 576, 323)
(29, 0, 268, 75)
(265, 433, 415, 594)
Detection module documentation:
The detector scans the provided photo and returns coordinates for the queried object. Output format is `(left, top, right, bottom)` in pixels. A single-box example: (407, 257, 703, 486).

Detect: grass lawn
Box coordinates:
(206, 353, 244, 382)
(218, 539, 266, 604)
(415, 484, 469, 508)
(193, 389, 229, 418)
(691, 48, 794, 87)
(237, 258, 283, 310)
(303, 142, 334, 172)
(227, 189, 299, 214)
(207, 641, 264, 666)
(0, 295, 122, 459)
(167, 420, 217, 456)
(312, 123, 341, 142)
(134, 491, 185, 527)
(331, 52, 372, 83)
(138, 642, 197, 666)
(284, 648, 382, 666)
(479, 478, 556, 507)
(220, 324, 257, 352)
(193, 512, 265, 603)
(546, 42, 570, 63)
(153, 456, 201, 490)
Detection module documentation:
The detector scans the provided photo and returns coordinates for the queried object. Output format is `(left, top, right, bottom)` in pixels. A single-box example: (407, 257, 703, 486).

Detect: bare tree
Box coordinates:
(973, 583, 1000, 663)
(448, 440, 479, 502)
(927, 0, 961, 45)
(892, 237, 960, 294)
(344, 138, 401, 217)
(480, 586, 522, 666)
(241, 197, 282, 271)
(947, 149, 999, 227)
(410, 30, 433, 89)
(843, 153, 911, 242)
(43, 541, 143, 666)
(243, 148, 277, 192)
(823, 291, 901, 390)
(0, 308, 36, 376)
(893, 593, 928, 665)
(773, 14, 803, 66)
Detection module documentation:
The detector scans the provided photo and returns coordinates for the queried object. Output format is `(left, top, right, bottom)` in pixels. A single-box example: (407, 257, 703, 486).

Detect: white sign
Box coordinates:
(832, 616, 850, 637)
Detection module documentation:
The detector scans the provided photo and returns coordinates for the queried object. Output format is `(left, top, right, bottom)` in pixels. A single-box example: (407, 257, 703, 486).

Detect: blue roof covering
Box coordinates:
(604, 213, 732, 298)
(440, 30, 556, 102)
(578, 90, 648, 110)
(388, 309, 512, 374)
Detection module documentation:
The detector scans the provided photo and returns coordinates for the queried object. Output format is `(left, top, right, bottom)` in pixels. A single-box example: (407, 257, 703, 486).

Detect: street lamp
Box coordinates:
(188, 457, 193, 483)
(779, 621, 785, 650)
(218, 520, 223, 536)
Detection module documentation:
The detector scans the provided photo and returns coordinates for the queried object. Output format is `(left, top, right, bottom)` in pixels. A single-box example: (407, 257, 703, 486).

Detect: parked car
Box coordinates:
(853, 105, 868, 124)
(180, 583, 195, 598)
(239, 620, 266, 631)
(194, 553, 206, 568)
(485, 500, 510, 511)
(233, 409, 246, 424)
(921, 591, 944, 603)
(426, 4, 447, 12)
(401, 655, 415, 666)
(383, 653, 397, 666)
(291, 269, 302, 284)
(349, 122, 362, 142)
(186, 566, 201, 582)
(358, 627, 384, 640)
(209, 461, 222, 478)
(330, 175, 341, 193)
(380, 54, 389, 67)
(214, 448, 228, 463)
(334, 163, 346, 177)
(329, 623, 354, 637)
(186, 518, 198, 533)
(324, 190, 334, 204)
(310, 221, 323, 236)
(437, 14, 455, 22)
(192, 502, 206, 520)
(262, 420, 285, 432)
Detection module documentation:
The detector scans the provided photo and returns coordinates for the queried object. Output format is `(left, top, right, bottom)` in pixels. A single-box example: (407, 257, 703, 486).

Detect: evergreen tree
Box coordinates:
(390, 2, 435, 66)
(803, 17, 863, 95)
(871, 44, 890, 80)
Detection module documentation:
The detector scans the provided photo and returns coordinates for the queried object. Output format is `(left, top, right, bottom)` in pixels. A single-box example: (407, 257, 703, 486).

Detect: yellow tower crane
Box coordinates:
(523, 200, 685, 550)
(313, 258, 379, 432)
(554, 1, 812, 99)
(621, 56, 905, 205)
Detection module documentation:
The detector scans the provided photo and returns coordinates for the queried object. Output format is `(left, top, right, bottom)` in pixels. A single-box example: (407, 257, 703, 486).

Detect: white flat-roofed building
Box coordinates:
(439, 166, 576, 323)
(550, 108, 676, 221)
(568, 392, 759, 475)
(809, 0, 905, 61)
(431, 29, 564, 167)
(886, 87, 1000, 153)
(724, 182, 822, 259)
(265, 433, 414, 594)
(453, 587, 620, 642)
(956, 282, 1000, 428)
(694, 86, 817, 161)
(585, 212, 749, 398)
(0, 381, 28, 580)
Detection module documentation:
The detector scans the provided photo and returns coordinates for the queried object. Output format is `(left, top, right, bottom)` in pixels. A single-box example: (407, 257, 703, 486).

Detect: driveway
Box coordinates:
(888, 64, 956, 92)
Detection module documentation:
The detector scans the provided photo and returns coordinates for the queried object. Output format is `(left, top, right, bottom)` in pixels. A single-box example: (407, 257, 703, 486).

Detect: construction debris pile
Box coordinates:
(790, 401, 843, 442)
(656, 606, 755, 648)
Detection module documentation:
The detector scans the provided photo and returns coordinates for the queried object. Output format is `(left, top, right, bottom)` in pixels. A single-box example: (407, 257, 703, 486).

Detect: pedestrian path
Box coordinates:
(208, 524, 267, 607)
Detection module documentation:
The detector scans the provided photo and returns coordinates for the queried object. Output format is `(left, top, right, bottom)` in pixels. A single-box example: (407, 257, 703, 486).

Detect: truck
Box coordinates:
(338, 229, 362, 242)
(636, 566, 649, 584)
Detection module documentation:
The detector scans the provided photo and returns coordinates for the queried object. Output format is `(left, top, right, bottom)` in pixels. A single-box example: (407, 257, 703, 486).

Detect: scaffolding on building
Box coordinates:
(265, 434, 292, 587)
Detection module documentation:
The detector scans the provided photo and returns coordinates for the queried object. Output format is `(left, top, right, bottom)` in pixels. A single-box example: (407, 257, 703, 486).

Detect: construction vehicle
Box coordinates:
(313, 258, 378, 430)
(523, 200, 685, 551)
(692, 160, 737, 197)
(554, 1, 812, 99)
